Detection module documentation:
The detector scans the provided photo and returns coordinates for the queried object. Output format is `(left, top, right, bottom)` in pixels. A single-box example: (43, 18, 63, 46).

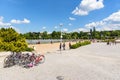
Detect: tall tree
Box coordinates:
(90, 29, 92, 39)
(93, 27, 96, 39)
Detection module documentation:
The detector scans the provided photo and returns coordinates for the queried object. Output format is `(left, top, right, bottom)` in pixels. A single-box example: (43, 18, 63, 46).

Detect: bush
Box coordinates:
(71, 41, 91, 49)
(0, 28, 30, 52)
(25, 47, 34, 52)
(70, 44, 78, 49)
(103, 39, 115, 42)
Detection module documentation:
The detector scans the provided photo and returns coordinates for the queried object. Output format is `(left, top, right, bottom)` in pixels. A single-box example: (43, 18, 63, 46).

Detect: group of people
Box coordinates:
(59, 42, 72, 51)
(59, 42, 65, 50)
(107, 41, 117, 45)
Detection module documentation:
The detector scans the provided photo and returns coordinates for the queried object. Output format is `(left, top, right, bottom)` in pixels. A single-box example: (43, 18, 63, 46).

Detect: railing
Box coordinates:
(26, 39, 62, 44)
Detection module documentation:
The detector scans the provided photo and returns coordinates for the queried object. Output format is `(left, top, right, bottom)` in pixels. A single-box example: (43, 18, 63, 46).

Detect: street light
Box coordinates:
(39, 32, 41, 39)
(59, 23, 63, 53)
(60, 23, 63, 43)
(88, 32, 91, 40)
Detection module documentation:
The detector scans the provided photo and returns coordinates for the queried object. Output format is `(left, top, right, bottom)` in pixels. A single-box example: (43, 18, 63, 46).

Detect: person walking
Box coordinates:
(59, 43, 62, 51)
(69, 42, 71, 49)
(63, 42, 66, 50)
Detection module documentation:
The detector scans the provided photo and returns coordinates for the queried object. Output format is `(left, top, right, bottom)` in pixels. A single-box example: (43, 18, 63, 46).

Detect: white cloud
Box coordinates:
(63, 28, 68, 32)
(0, 16, 27, 33)
(54, 26, 58, 29)
(59, 23, 63, 26)
(78, 28, 88, 32)
(42, 27, 46, 30)
(0, 22, 11, 27)
(0, 25, 21, 33)
(72, 29, 79, 32)
(69, 17, 76, 20)
(23, 18, 30, 23)
(68, 23, 72, 26)
(103, 10, 120, 22)
(47, 31, 52, 34)
(0, 19, 20, 33)
(0, 16, 11, 27)
(85, 21, 105, 28)
(103, 27, 113, 31)
(85, 10, 120, 31)
(72, 0, 104, 16)
(0, 16, 4, 22)
(72, 27, 88, 32)
(11, 18, 30, 24)
(9, 25, 21, 33)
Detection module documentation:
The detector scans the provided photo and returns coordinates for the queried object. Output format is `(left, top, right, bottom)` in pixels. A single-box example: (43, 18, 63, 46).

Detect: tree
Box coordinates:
(51, 31, 61, 39)
(93, 27, 96, 39)
(79, 31, 84, 39)
(95, 31, 100, 39)
(71, 32, 79, 39)
(22, 29, 120, 40)
(0, 28, 29, 52)
(63, 33, 72, 39)
(41, 31, 48, 39)
(51, 31, 57, 39)
(82, 32, 89, 39)
(90, 29, 92, 39)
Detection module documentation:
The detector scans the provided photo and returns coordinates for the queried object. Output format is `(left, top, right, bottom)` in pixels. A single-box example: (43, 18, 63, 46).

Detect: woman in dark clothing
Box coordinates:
(59, 43, 62, 51)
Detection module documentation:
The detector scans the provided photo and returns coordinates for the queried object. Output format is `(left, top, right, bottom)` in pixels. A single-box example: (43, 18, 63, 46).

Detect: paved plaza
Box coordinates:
(0, 43, 120, 80)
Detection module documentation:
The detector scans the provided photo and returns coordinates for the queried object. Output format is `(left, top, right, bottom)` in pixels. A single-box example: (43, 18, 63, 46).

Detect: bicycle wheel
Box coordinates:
(3, 56, 10, 68)
(39, 55, 45, 64)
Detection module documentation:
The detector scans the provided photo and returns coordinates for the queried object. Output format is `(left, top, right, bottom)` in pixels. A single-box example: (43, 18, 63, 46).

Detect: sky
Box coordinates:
(0, 0, 120, 33)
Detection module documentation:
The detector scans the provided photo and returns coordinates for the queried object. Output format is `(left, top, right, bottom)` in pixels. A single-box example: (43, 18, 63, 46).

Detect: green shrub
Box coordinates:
(0, 28, 30, 52)
(70, 44, 78, 49)
(103, 39, 115, 42)
(71, 41, 91, 49)
(25, 47, 34, 52)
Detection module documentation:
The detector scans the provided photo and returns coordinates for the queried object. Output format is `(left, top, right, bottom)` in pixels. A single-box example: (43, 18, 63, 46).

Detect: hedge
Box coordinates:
(70, 41, 91, 49)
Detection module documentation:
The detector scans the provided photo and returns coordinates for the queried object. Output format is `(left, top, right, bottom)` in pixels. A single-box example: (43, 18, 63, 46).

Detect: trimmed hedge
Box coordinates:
(70, 41, 91, 49)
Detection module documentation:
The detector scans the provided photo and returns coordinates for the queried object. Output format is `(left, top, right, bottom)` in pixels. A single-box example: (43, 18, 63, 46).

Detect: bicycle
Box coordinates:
(3, 52, 16, 68)
(26, 54, 45, 67)
(3, 52, 45, 68)
(34, 54, 45, 65)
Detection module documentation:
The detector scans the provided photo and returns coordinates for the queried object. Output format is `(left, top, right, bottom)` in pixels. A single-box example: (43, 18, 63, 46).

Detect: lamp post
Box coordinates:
(60, 23, 63, 43)
(59, 23, 63, 53)
(88, 32, 91, 40)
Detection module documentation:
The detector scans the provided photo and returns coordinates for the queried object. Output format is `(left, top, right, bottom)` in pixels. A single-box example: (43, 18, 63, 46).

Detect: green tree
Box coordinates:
(41, 31, 48, 39)
(90, 29, 92, 39)
(93, 27, 96, 39)
(63, 33, 72, 39)
(79, 31, 84, 39)
(0, 28, 29, 52)
(95, 31, 100, 39)
(71, 32, 79, 39)
(51, 31, 61, 39)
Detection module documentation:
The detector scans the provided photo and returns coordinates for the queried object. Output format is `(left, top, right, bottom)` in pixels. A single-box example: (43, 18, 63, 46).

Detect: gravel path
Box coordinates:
(0, 43, 120, 80)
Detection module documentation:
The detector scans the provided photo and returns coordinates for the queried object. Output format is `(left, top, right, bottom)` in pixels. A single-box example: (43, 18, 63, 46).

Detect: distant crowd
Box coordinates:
(107, 41, 117, 45)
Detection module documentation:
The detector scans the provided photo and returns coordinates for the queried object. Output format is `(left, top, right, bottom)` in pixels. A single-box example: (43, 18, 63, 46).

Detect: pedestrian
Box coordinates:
(107, 41, 109, 45)
(33, 46, 36, 51)
(63, 42, 65, 50)
(59, 43, 62, 51)
(69, 42, 71, 49)
(115, 41, 117, 45)
(51, 40, 53, 44)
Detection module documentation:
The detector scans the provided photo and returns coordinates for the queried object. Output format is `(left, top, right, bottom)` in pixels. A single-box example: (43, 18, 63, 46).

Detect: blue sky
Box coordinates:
(0, 0, 120, 33)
